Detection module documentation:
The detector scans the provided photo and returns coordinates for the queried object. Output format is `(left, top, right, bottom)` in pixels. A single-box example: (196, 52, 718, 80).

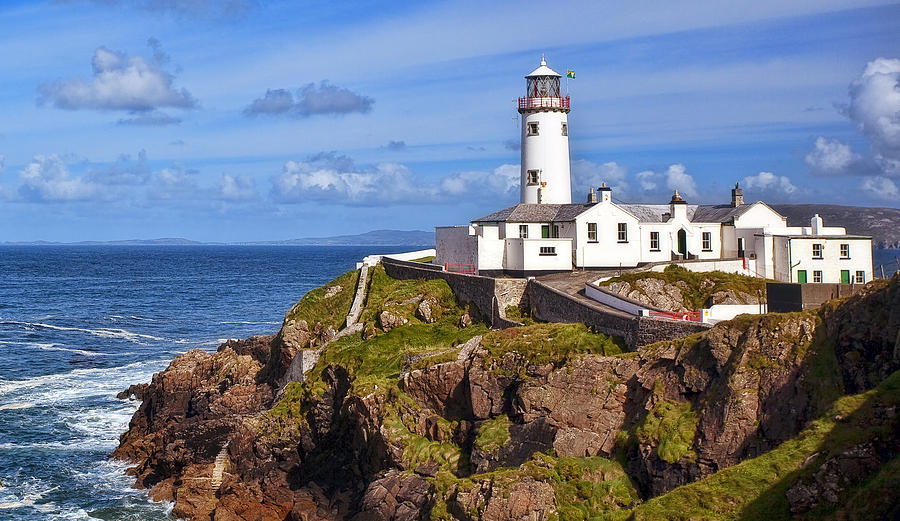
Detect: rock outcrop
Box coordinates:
(115, 272, 900, 520)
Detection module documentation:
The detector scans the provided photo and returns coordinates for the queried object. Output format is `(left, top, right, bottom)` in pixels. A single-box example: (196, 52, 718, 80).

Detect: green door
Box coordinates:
(797, 270, 807, 283)
(541, 225, 550, 238)
(841, 270, 850, 284)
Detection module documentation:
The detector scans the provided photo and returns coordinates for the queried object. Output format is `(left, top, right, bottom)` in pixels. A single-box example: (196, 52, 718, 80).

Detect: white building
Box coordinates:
(435, 59, 873, 283)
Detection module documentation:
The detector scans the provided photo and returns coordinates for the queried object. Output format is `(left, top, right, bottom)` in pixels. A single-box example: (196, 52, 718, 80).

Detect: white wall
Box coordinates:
(574, 201, 641, 267)
(785, 237, 873, 283)
(508, 238, 573, 271)
(645, 258, 758, 276)
(520, 110, 571, 204)
(584, 283, 647, 315)
(476, 224, 506, 271)
(704, 304, 767, 324)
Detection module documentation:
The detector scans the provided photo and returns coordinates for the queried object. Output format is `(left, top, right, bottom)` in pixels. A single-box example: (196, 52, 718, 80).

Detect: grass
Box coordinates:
(599, 264, 768, 311)
(360, 264, 461, 327)
(314, 320, 488, 395)
(634, 400, 699, 464)
(282, 269, 360, 330)
(412, 255, 436, 263)
(481, 323, 626, 369)
(429, 453, 641, 521)
(625, 369, 900, 521)
(474, 415, 511, 453)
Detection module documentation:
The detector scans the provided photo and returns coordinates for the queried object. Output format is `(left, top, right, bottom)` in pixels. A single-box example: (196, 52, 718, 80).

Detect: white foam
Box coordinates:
(36, 344, 110, 357)
(0, 359, 165, 400)
(2, 320, 167, 343)
(0, 402, 34, 410)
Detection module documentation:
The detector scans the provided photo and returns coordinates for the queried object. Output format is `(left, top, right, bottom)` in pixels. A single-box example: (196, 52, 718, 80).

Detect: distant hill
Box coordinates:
(770, 204, 900, 249)
(243, 229, 434, 246)
(3, 230, 435, 247)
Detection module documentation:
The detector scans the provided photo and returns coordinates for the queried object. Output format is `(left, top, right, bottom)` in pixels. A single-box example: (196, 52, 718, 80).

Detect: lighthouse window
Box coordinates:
(527, 170, 540, 185)
(527, 122, 539, 136)
(561, 123, 568, 136)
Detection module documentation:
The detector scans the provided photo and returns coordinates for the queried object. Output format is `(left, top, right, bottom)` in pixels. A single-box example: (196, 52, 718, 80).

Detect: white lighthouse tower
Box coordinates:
(518, 58, 572, 204)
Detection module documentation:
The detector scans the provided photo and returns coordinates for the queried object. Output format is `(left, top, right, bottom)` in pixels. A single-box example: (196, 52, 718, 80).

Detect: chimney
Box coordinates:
(811, 214, 823, 235)
(598, 182, 612, 203)
(670, 189, 687, 220)
(731, 182, 743, 207)
(587, 187, 598, 203)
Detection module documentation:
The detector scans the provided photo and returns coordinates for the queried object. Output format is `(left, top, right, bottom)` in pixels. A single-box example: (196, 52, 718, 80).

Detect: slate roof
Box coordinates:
(473, 202, 758, 224)
(473, 204, 594, 223)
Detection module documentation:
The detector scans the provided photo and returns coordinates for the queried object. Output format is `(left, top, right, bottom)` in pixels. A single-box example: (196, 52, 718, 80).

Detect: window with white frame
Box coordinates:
(650, 231, 660, 251)
(812, 243, 823, 259)
(539, 246, 556, 256)
(527, 122, 539, 136)
(519, 225, 528, 239)
(527, 170, 540, 185)
(813, 270, 823, 283)
(855, 271, 865, 283)
(617, 223, 627, 242)
(587, 222, 597, 242)
(702, 231, 712, 251)
(840, 244, 850, 259)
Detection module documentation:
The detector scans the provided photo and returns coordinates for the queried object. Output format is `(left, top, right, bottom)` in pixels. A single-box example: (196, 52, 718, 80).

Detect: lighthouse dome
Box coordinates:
(525, 58, 561, 77)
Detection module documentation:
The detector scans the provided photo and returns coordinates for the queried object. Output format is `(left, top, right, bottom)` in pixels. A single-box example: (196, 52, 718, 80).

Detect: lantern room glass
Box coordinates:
(526, 76, 561, 98)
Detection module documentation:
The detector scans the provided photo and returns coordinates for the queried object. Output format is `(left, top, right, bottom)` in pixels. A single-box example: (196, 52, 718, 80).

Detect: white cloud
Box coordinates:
(861, 176, 899, 200)
(847, 57, 900, 163)
(635, 170, 657, 191)
(18, 154, 100, 202)
(38, 41, 196, 112)
(272, 153, 519, 206)
(805, 137, 861, 174)
(810, 57, 900, 180)
(440, 164, 519, 198)
(147, 165, 199, 200)
(571, 160, 628, 194)
(81, 0, 258, 18)
(217, 173, 258, 201)
(741, 171, 797, 195)
(244, 82, 374, 118)
(664, 164, 698, 199)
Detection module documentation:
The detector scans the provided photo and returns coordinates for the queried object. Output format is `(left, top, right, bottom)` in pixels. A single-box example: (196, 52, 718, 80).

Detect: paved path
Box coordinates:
(534, 270, 635, 319)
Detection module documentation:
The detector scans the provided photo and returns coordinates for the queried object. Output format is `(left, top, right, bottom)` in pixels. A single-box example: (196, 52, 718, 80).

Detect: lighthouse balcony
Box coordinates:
(518, 96, 570, 111)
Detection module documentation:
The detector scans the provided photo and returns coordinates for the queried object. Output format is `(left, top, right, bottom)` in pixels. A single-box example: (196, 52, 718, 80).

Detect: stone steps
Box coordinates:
(210, 443, 229, 489)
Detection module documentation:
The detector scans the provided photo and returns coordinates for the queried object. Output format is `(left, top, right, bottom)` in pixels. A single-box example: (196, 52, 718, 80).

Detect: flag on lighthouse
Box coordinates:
(566, 70, 575, 79)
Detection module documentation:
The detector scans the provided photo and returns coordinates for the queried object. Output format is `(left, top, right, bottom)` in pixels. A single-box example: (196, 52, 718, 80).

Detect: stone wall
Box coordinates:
(633, 316, 710, 347)
(384, 258, 711, 347)
(382, 257, 526, 327)
(526, 280, 710, 347)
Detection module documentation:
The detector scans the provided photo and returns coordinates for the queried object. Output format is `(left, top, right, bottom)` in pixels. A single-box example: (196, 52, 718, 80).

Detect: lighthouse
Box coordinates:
(518, 58, 572, 204)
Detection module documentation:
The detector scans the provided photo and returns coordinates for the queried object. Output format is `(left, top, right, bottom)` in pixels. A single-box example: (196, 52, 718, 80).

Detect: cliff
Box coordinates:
(114, 266, 900, 520)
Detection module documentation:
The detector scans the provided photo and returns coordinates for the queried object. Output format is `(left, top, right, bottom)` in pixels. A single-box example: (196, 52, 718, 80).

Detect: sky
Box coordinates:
(0, 0, 899, 242)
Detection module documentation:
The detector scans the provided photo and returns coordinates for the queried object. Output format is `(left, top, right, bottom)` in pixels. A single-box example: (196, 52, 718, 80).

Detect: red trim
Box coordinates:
(647, 311, 704, 322)
(445, 263, 476, 275)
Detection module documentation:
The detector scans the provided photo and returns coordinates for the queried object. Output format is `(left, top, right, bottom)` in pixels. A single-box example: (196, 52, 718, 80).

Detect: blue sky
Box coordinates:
(1, 0, 899, 241)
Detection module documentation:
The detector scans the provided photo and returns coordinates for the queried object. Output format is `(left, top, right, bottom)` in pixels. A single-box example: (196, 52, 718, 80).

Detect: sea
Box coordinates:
(0, 245, 418, 521)
(0, 246, 897, 521)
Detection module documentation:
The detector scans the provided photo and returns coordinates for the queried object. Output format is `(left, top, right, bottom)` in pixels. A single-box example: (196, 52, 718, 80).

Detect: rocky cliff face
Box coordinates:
(114, 270, 900, 520)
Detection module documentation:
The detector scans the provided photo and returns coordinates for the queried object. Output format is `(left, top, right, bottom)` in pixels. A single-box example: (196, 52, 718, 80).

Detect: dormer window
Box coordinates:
(527, 122, 539, 136)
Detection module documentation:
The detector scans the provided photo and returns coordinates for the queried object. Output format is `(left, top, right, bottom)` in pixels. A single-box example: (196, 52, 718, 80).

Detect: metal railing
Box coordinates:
(518, 96, 570, 110)
(444, 263, 476, 275)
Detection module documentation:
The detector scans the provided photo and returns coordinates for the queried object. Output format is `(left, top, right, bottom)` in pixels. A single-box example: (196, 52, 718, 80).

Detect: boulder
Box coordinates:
(459, 312, 472, 328)
(415, 298, 439, 323)
(379, 310, 409, 332)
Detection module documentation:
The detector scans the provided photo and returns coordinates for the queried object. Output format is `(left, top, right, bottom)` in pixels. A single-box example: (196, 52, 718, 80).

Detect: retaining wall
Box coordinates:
(381, 257, 526, 327)
(767, 282, 866, 312)
(384, 257, 711, 347)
